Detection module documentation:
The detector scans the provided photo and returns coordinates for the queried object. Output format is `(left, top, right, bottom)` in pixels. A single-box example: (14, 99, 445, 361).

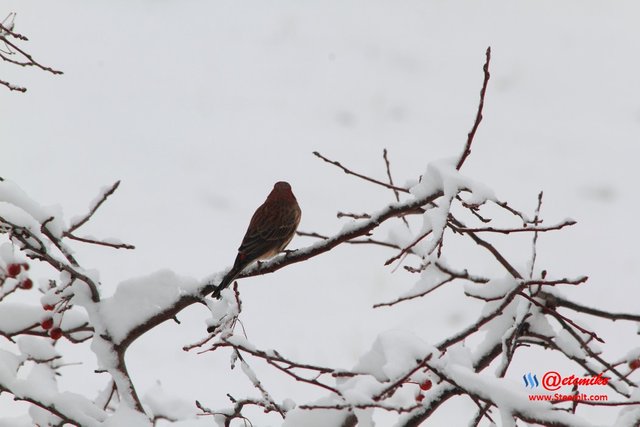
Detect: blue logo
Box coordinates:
(523, 373, 539, 388)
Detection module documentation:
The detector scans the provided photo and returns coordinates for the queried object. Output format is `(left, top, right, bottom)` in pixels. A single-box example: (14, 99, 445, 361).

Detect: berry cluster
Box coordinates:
(2, 262, 64, 340)
(40, 301, 63, 340)
(415, 379, 432, 402)
(1, 262, 33, 289)
(40, 315, 62, 340)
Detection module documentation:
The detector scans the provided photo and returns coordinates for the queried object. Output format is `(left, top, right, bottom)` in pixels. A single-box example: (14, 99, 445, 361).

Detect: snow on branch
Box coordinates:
(2, 46, 639, 426)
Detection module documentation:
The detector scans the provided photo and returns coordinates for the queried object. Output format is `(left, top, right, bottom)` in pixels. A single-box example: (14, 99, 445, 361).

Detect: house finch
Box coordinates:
(212, 181, 301, 298)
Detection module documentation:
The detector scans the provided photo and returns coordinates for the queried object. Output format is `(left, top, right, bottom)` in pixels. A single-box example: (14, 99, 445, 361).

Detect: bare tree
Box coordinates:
(1, 47, 639, 426)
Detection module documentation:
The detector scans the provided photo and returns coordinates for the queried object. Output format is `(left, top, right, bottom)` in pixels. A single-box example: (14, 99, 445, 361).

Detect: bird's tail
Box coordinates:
(211, 268, 240, 299)
(208, 268, 242, 333)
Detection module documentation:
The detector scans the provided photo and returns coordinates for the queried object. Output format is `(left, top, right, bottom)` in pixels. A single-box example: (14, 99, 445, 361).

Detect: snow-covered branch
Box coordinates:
(3, 44, 638, 427)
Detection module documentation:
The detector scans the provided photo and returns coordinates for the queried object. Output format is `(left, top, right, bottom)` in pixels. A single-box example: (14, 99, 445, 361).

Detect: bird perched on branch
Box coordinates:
(212, 181, 301, 299)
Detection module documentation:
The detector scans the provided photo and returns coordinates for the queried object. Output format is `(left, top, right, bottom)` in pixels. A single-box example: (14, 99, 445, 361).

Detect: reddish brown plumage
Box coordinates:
(212, 181, 301, 298)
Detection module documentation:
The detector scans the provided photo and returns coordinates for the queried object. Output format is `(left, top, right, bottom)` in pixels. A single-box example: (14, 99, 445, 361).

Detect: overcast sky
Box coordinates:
(2, 2, 640, 425)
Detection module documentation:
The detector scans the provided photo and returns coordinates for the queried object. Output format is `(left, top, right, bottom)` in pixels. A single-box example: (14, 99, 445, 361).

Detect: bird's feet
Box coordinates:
(282, 249, 296, 257)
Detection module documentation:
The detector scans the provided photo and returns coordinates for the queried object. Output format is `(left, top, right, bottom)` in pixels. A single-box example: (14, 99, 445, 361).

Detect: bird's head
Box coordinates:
(270, 181, 296, 200)
(273, 181, 292, 191)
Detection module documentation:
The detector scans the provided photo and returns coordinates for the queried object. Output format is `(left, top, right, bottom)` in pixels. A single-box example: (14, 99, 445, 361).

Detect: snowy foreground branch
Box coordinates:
(3, 47, 640, 426)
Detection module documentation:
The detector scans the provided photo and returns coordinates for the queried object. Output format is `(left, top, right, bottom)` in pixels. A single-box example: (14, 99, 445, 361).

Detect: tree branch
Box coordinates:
(456, 46, 491, 170)
(313, 151, 409, 193)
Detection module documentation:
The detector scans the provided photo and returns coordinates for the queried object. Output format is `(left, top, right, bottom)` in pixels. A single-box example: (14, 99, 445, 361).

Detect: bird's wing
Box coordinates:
(237, 201, 300, 259)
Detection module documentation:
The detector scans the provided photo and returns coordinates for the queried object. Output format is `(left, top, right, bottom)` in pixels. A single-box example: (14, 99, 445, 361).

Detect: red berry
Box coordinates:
(41, 318, 54, 330)
(43, 304, 55, 311)
(6, 263, 21, 278)
(22, 263, 30, 271)
(20, 278, 33, 289)
(629, 359, 640, 370)
(420, 380, 432, 391)
(415, 394, 425, 402)
(50, 328, 63, 340)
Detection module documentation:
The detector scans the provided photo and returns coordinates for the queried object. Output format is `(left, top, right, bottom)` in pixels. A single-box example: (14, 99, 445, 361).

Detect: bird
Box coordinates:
(212, 181, 301, 299)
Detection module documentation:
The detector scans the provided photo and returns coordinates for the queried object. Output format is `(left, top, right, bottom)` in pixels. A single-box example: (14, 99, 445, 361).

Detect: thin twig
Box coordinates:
(452, 220, 575, 234)
(0, 78, 26, 92)
(67, 181, 121, 234)
(456, 47, 491, 170)
(1, 215, 101, 302)
(337, 212, 371, 219)
(373, 354, 432, 401)
(493, 200, 529, 222)
(552, 295, 640, 322)
(516, 291, 604, 343)
(373, 276, 456, 308)
(0, 34, 63, 74)
(384, 229, 432, 266)
(383, 149, 410, 228)
(0, 19, 28, 41)
(297, 230, 405, 252)
(529, 191, 544, 279)
(447, 216, 523, 280)
(65, 234, 135, 250)
(383, 149, 402, 202)
(313, 151, 409, 193)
